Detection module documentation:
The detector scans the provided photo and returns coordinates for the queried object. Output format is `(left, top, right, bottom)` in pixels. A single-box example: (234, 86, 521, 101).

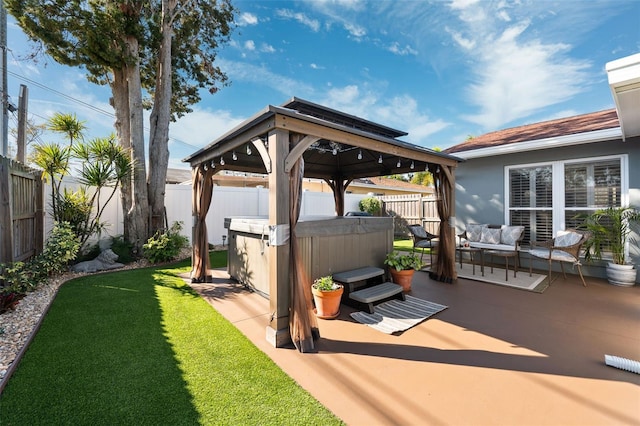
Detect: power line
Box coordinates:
(6, 69, 202, 151)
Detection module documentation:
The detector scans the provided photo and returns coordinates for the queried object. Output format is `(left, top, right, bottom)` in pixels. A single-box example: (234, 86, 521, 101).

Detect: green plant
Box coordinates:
(109, 235, 135, 264)
(143, 221, 189, 264)
(0, 292, 22, 314)
(312, 275, 342, 292)
(358, 197, 381, 216)
(580, 206, 640, 265)
(384, 251, 423, 271)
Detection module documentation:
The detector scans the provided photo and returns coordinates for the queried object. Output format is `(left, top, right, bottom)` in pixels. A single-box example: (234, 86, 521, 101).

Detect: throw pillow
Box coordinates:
(500, 225, 524, 245)
(555, 231, 582, 247)
(480, 227, 501, 244)
(466, 224, 484, 242)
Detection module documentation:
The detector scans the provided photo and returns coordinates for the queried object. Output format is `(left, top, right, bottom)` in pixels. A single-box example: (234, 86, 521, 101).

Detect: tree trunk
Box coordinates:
(124, 35, 150, 252)
(147, 0, 175, 235)
(110, 68, 133, 242)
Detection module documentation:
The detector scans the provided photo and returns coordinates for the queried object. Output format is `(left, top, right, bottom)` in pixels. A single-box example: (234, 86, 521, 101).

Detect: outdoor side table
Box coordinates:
(456, 246, 484, 276)
(483, 249, 518, 281)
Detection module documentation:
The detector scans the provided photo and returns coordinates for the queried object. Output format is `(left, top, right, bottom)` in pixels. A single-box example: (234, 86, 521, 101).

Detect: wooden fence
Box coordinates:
(0, 156, 44, 264)
(379, 194, 439, 237)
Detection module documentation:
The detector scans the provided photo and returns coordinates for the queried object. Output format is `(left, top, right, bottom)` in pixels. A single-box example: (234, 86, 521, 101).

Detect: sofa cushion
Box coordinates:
(410, 225, 428, 238)
(500, 225, 524, 246)
(466, 224, 485, 242)
(480, 227, 501, 244)
(555, 231, 582, 247)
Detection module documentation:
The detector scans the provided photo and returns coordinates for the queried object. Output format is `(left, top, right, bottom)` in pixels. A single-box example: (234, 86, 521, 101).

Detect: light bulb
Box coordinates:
(246, 145, 252, 155)
(410, 161, 415, 170)
(232, 151, 237, 161)
(378, 154, 383, 164)
(211, 160, 215, 168)
(220, 156, 225, 166)
(396, 159, 401, 168)
(332, 147, 338, 155)
(357, 149, 362, 160)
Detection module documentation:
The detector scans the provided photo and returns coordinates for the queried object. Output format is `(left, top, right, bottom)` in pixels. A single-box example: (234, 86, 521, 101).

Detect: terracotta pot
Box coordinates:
(390, 268, 415, 292)
(312, 286, 344, 319)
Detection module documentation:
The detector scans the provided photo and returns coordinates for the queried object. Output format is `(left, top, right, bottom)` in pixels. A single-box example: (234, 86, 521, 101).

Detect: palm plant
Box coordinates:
(581, 206, 640, 265)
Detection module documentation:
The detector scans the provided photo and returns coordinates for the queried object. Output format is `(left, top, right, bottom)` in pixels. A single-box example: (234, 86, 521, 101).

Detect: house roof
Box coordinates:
(444, 109, 621, 158)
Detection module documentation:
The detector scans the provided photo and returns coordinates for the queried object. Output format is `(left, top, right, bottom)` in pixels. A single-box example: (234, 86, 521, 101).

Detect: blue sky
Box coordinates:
(5, 0, 640, 169)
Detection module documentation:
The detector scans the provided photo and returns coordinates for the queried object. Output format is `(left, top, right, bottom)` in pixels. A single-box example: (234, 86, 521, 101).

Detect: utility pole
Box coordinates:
(1, 2, 7, 157)
(16, 84, 27, 162)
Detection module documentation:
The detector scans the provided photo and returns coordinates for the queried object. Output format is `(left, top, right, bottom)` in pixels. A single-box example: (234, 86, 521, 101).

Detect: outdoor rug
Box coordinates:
(350, 295, 448, 334)
(453, 262, 548, 293)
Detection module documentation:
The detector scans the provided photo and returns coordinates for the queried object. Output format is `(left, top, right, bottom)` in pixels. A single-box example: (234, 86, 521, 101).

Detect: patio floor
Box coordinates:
(189, 268, 640, 426)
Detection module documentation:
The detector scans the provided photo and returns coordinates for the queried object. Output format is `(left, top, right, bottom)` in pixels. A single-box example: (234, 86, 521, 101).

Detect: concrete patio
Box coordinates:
(189, 268, 640, 425)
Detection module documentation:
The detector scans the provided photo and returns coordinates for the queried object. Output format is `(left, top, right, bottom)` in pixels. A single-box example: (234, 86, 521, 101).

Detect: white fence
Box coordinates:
(45, 183, 368, 247)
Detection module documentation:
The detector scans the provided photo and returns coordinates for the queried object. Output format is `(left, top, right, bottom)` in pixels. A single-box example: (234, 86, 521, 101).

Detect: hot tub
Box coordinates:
(225, 216, 394, 297)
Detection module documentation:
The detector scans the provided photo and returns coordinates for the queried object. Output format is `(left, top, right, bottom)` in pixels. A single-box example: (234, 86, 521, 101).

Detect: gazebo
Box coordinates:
(183, 98, 461, 352)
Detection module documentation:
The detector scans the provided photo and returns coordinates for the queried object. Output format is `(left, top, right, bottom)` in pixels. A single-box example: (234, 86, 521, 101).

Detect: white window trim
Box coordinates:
(504, 154, 629, 237)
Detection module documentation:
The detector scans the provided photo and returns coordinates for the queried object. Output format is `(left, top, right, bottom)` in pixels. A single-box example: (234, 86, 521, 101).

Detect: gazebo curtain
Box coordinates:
(191, 164, 214, 283)
(429, 166, 456, 283)
(289, 156, 320, 352)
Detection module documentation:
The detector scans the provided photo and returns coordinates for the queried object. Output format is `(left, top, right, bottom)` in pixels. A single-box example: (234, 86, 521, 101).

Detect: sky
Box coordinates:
(4, 0, 640, 170)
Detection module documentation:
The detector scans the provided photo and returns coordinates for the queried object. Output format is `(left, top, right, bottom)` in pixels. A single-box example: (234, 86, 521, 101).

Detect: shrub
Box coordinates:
(359, 197, 381, 216)
(143, 222, 189, 264)
(110, 235, 135, 264)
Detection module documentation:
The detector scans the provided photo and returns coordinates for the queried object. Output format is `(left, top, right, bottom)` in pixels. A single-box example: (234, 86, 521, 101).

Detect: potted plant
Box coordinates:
(581, 206, 640, 286)
(311, 275, 344, 319)
(384, 251, 423, 292)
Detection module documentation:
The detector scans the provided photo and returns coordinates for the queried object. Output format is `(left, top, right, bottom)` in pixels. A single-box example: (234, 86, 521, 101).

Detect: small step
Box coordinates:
(349, 282, 403, 304)
(333, 267, 385, 284)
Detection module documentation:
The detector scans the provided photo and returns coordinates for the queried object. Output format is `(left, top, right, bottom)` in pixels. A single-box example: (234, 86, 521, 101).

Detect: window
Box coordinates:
(506, 155, 626, 245)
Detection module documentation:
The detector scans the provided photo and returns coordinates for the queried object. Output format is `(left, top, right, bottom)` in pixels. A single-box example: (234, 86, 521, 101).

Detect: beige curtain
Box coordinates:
(190, 163, 214, 283)
(429, 165, 456, 283)
(289, 156, 320, 352)
(325, 178, 352, 216)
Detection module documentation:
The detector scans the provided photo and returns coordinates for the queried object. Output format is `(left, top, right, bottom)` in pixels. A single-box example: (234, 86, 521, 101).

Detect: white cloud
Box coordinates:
(310, 63, 325, 70)
(238, 12, 258, 26)
(218, 59, 315, 97)
(343, 22, 366, 38)
(260, 43, 275, 53)
(319, 86, 450, 146)
(443, 2, 594, 129)
(387, 42, 418, 56)
(244, 40, 256, 51)
(276, 9, 320, 32)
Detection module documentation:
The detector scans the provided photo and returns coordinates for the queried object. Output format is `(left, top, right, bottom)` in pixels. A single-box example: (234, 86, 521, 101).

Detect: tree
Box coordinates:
(30, 113, 132, 248)
(410, 171, 434, 187)
(7, 0, 236, 250)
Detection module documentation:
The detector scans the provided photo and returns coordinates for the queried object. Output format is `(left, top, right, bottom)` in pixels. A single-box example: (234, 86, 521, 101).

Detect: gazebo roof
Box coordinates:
(183, 97, 461, 179)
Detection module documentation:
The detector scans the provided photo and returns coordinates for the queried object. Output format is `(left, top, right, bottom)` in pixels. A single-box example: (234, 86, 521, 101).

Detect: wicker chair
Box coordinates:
(407, 224, 438, 265)
(528, 229, 591, 287)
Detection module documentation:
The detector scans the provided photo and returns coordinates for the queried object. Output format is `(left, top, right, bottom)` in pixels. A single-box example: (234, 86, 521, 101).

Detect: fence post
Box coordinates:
(0, 157, 12, 263)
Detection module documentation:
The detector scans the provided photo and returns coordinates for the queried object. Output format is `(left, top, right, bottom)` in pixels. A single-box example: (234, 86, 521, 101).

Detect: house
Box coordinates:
(445, 53, 640, 283)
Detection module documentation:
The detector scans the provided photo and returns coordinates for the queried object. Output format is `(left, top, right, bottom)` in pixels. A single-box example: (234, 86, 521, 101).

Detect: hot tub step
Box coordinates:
(349, 282, 405, 314)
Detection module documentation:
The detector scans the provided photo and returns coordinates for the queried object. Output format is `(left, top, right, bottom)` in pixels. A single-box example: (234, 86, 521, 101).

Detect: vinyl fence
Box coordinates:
(44, 183, 369, 247)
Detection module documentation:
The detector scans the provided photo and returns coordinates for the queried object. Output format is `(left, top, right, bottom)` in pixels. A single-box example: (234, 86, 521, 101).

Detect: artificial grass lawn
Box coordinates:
(0, 252, 342, 425)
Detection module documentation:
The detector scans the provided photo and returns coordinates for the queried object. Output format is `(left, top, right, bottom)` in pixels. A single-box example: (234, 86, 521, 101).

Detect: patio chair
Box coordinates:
(407, 224, 438, 265)
(528, 229, 591, 287)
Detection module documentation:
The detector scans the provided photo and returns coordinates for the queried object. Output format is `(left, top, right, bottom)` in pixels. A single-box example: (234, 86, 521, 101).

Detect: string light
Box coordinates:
(220, 156, 225, 166)
(232, 151, 237, 161)
(246, 145, 252, 155)
(357, 149, 362, 160)
(410, 161, 415, 170)
(332, 147, 338, 155)
(378, 154, 383, 164)
(210, 159, 215, 168)
(396, 158, 401, 168)
(425, 163, 428, 172)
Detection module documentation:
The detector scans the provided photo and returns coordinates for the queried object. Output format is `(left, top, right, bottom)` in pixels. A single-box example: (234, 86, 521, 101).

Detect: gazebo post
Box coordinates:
(266, 128, 292, 347)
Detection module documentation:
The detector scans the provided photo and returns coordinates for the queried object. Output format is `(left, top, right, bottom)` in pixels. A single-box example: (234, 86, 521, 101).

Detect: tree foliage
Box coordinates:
(7, 0, 236, 248)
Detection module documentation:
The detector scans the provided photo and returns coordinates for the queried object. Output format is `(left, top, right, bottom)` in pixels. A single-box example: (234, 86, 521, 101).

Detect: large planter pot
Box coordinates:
(312, 286, 344, 319)
(606, 263, 637, 287)
(389, 268, 415, 292)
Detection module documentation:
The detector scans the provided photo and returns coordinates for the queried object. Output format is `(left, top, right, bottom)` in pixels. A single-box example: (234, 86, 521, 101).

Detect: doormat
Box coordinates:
(350, 295, 447, 334)
(454, 262, 548, 293)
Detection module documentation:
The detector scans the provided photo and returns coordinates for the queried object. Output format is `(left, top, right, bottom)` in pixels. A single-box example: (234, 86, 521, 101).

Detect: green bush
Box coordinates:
(1, 222, 80, 302)
(110, 235, 135, 264)
(359, 196, 381, 215)
(143, 222, 189, 264)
